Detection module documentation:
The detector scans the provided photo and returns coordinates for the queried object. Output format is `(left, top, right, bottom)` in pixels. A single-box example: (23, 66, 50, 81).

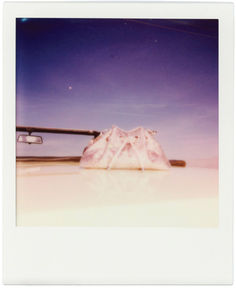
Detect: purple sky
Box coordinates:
(16, 18, 218, 163)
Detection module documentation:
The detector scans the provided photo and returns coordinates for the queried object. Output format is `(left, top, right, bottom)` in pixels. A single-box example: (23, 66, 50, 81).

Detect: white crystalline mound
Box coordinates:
(80, 126, 170, 170)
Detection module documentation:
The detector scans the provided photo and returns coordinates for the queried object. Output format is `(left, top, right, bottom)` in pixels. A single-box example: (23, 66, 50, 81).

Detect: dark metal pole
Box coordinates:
(16, 126, 100, 137)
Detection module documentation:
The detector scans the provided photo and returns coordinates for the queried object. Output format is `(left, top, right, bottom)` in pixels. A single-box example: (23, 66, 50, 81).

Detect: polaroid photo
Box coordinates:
(2, 1, 234, 284)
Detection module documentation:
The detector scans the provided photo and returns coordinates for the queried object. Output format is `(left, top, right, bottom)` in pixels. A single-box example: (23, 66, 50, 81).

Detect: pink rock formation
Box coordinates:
(80, 126, 170, 170)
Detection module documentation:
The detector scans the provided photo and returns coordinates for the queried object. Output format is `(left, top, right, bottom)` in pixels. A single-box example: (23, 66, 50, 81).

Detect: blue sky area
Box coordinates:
(16, 18, 218, 162)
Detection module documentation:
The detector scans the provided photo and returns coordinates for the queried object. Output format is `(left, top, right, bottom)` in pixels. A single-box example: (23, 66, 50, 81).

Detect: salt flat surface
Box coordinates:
(16, 162, 218, 227)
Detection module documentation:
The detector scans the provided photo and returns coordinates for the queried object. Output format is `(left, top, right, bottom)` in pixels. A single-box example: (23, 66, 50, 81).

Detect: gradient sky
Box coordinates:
(16, 18, 218, 163)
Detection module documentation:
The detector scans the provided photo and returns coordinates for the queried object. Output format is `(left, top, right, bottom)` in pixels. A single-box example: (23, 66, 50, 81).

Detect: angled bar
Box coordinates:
(16, 126, 100, 137)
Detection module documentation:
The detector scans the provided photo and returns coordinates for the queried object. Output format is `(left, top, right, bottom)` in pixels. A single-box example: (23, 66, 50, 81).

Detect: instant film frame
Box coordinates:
(3, 1, 234, 284)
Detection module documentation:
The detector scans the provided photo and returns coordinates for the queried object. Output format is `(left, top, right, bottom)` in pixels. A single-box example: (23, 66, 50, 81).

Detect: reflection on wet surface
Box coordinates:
(16, 162, 218, 227)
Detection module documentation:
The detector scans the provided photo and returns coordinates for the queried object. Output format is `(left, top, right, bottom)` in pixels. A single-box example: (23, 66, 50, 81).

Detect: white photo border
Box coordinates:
(3, 1, 234, 284)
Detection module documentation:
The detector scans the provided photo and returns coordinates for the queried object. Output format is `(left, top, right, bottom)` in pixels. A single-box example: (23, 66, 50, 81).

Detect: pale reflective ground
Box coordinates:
(16, 162, 218, 227)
